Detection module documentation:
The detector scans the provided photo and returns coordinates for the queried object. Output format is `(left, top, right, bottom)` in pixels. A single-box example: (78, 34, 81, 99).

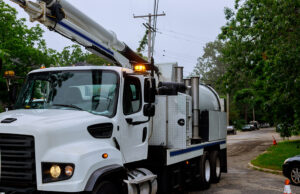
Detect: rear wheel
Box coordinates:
(290, 166, 300, 186)
(93, 181, 120, 194)
(210, 150, 221, 183)
(198, 151, 211, 189)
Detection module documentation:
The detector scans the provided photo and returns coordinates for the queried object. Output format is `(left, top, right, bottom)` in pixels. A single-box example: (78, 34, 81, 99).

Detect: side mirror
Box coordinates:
(143, 104, 155, 117)
(144, 78, 156, 103)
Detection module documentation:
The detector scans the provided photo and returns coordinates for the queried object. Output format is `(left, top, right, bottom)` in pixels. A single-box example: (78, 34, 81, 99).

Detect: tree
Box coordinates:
(219, 0, 300, 137)
(192, 40, 227, 90)
(86, 54, 110, 66)
(0, 0, 56, 103)
(57, 45, 88, 66)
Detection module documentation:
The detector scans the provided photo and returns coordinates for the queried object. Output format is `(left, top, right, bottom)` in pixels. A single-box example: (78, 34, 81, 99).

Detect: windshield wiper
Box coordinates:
(52, 104, 83, 111)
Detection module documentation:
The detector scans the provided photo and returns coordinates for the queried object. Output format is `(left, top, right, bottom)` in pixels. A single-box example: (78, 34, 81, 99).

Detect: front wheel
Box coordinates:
(92, 181, 120, 194)
(290, 166, 300, 186)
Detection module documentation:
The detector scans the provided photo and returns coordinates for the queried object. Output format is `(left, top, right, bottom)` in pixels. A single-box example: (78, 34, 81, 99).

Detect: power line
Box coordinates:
(156, 31, 208, 45)
(160, 28, 209, 41)
(159, 54, 197, 64)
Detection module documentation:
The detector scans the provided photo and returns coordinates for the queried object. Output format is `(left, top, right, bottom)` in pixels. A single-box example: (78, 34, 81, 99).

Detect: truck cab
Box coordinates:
(0, 66, 154, 193)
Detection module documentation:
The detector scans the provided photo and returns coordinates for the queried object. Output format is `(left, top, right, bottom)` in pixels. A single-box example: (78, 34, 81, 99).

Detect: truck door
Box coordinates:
(120, 75, 149, 163)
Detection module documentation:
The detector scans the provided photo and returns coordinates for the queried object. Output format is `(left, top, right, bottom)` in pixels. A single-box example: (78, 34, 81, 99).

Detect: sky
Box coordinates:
(5, 0, 235, 76)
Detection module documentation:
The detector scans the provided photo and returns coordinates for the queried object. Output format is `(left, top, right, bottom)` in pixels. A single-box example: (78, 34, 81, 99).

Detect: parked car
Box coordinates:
(227, 125, 236, 135)
(260, 123, 270, 128)
(283, 155, 300, 186)
(241, 124, 255, 131)
(250, 121, 260, 130)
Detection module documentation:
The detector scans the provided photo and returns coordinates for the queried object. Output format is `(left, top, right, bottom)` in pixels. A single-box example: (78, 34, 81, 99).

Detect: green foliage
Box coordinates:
(192, 40, 228, 92)
(137, 30, 148, 54)
(233, 118, 246, 130)
(251, 140, 300, 171)
(0, 103, 4, 113)
(57, 45, 87, 66)
(218, 0, 300, 136)
(86, 54, 109, 66)
(0, 0, 57, 102)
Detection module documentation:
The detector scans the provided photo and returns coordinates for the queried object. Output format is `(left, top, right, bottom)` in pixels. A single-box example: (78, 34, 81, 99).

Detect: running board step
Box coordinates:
(124, 175, 157, 184)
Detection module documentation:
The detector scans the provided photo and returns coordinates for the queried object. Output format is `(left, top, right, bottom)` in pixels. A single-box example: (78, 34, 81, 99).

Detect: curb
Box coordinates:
(248, 162, 283, 175)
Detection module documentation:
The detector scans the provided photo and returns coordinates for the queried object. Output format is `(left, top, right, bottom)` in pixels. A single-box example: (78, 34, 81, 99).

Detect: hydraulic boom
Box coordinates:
(10, 0, 151, 69)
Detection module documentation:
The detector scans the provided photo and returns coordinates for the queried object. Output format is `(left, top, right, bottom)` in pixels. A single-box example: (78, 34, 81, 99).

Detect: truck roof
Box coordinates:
(29, 66, 133, 75)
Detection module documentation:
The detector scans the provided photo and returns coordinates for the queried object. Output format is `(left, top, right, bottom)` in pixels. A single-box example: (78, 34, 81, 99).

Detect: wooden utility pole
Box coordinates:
(134, 12, 166, 62)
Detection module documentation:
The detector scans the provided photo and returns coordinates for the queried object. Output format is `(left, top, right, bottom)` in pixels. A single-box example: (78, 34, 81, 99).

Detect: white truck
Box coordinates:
(0, 0, 227, 193)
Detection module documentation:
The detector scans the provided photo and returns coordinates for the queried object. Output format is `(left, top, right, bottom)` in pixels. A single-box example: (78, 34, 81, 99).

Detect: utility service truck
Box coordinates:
(0, 0, 227, 193)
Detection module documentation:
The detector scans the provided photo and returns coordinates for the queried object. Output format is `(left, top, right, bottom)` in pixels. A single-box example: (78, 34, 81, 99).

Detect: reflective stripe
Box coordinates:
(58, 21, 114, 56)
(170, 140, 226, 157)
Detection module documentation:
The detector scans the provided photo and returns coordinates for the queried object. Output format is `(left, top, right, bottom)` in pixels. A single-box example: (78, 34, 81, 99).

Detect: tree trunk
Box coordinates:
(245, 105, 248, 123)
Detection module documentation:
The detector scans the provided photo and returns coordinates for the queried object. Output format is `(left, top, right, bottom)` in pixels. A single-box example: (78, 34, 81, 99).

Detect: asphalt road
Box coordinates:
(192, 128, 300, 194)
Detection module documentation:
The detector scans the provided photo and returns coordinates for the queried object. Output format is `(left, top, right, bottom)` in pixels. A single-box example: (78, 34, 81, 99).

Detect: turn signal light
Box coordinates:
(65, 165, 74, 177)
(102, 153, 108, 159)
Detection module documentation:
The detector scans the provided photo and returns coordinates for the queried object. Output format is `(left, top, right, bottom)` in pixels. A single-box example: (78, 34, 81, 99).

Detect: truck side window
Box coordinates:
(123, 76, 142, 115)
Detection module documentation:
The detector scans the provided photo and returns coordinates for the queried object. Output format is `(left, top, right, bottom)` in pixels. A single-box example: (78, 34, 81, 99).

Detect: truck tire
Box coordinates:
(210, 150, 221, 183)
(93, 181, 119, 194)
(198, 151, 211, 189)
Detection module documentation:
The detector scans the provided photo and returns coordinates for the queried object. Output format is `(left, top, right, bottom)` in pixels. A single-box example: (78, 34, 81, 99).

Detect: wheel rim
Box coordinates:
(216, 157, 221, 178)
(291, 167, 300, 184)
(205, 159, 211, 182)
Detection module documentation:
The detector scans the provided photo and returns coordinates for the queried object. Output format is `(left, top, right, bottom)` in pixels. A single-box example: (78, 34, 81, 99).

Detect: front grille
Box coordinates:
(0, 134, 36, 191)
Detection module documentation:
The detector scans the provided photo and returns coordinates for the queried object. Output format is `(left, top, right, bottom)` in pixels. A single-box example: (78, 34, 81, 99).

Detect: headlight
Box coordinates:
(50, 165, 61, 178)
(42, 163, 75, 183)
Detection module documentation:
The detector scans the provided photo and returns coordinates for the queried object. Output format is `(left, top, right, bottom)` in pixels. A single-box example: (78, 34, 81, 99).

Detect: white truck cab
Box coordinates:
(0, 66, 156, 193)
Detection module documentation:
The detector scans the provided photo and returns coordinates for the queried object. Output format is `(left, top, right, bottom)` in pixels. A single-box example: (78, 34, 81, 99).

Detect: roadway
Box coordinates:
(192, 128, 300, 194)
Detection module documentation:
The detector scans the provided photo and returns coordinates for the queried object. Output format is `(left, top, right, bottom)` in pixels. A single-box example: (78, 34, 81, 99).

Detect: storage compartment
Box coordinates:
(199, 111, 227, 142)
(150, 93, 192, 149)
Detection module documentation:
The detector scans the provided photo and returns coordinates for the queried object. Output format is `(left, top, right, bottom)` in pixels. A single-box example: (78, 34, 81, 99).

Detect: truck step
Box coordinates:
(124, 174, 157, 184)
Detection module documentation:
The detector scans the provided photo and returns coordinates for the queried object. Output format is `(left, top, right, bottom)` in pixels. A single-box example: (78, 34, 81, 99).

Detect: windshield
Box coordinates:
(15, 70, 119, 117)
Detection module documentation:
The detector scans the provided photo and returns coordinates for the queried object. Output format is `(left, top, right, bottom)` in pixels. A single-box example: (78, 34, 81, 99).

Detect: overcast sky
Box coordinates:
(5, 0, 235, 76)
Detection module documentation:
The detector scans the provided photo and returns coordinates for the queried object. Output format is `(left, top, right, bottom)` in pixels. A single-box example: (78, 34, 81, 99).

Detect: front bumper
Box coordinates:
(0, 186, 86, 194)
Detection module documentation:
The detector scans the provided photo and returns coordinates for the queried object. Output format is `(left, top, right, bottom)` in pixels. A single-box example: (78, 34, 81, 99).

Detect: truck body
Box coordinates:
(0, 1, 227, 193)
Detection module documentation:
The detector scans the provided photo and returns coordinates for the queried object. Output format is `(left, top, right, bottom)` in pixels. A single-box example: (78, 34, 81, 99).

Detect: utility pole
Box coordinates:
(227, 93, 230, 125)
(134, 12, 166, 62)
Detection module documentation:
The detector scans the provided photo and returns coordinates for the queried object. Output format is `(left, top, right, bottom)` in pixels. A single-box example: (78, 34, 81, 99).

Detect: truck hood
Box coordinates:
(0, 109, 109, 128)
(0, 109, 114, 146)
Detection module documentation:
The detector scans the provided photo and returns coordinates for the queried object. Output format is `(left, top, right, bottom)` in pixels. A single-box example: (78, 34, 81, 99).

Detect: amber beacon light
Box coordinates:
(134, 64, 146, 72)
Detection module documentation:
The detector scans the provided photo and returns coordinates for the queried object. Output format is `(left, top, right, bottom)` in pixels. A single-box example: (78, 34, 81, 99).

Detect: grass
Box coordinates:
(251, 140, 300, 171)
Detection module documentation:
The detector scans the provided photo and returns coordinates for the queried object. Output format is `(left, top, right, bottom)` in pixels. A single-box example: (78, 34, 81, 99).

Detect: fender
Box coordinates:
(84, 164, 127, 191)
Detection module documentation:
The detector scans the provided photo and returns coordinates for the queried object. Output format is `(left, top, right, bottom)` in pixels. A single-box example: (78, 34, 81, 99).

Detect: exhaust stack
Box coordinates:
(183, 78, 191, 95)
(191, 76, 200, 140)
(174, 66, 184, 83)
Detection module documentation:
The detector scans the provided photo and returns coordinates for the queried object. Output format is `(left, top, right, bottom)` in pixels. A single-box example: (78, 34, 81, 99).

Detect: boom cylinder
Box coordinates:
(191, 76, 200, 139)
